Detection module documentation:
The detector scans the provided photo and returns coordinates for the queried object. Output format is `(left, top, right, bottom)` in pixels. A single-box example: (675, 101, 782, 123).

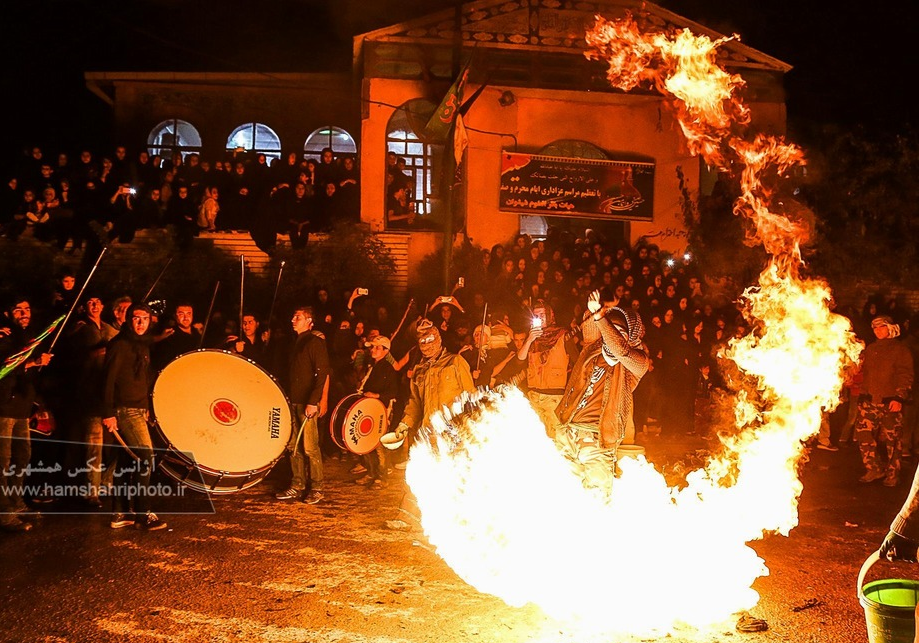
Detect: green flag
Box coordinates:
(423, 62, 470, 142)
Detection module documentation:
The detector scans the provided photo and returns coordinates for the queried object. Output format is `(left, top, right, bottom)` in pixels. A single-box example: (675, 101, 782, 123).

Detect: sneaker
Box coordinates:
(349, 464, 367, 475)
(884, 475, 900, 487)
(371, 479, 386, 490)
(135, 512, 168, 531)
(816, 442, 839, 452)
(275, 487, 303, 501)
(302, 490, 324, 505)
(859, 471, 886, 484)
(354, 475, 372, 485)
(394, 461, 408, 470)
(110, 513, 135, 529)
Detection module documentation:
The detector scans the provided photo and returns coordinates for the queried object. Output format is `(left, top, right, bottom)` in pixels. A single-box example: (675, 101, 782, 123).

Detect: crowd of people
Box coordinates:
(3, 184, 919, 539)
(0, 145, 361, 255)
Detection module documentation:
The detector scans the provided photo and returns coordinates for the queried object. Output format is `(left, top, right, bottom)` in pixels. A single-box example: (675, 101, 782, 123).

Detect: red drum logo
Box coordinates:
(358, 416, 374, 436)
(211, 399, 241, 426)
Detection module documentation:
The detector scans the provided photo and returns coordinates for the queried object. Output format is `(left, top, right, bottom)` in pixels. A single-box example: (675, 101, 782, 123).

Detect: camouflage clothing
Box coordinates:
(857, 401, 904, 484)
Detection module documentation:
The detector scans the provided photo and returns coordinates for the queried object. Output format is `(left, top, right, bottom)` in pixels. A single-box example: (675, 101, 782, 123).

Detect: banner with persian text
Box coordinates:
(499, 151, 654, 220)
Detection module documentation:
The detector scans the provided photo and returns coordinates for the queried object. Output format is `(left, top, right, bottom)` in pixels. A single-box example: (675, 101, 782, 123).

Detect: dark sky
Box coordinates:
(2, 0, 915, 172)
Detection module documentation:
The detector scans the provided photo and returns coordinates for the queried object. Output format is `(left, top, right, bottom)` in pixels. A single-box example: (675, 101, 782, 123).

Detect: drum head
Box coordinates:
(331, 393, 387, 455)
(152, 350, 292, 473)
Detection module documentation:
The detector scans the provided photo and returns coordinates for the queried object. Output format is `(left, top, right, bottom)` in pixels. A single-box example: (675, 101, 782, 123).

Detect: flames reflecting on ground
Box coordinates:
(404, 12, 863, 639)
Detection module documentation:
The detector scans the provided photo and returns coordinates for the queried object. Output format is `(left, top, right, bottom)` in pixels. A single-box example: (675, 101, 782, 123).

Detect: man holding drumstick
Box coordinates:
(276, 306, 330, 505)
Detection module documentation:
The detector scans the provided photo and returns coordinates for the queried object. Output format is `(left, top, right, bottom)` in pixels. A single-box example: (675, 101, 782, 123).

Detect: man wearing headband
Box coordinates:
(555, 289, 649, 495)
(856, 315, 914, 486)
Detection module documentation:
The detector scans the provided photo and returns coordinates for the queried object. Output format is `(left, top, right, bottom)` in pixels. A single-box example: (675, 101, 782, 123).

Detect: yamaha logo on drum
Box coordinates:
(269, 407, 282, 439)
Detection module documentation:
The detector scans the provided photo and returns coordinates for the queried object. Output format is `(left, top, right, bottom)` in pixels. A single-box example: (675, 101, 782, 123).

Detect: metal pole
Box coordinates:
(143, 255, 174, 302)
(388, 297, 415, 341)
(238, 255, 245, 338)
(266, 260, 286, 332)
(198, 281, 220, 349)
(47, 246, 108, 354)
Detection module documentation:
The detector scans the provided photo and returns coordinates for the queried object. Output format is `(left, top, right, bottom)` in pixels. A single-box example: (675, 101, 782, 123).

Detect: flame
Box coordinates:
(402, 12, 863, 639)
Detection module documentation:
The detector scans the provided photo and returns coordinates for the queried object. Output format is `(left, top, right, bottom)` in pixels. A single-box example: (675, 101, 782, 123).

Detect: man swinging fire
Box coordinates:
(555, 288, 649, 495)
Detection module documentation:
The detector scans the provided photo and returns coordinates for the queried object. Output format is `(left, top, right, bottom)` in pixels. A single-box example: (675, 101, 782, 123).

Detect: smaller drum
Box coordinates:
(330, 394, 387, 455)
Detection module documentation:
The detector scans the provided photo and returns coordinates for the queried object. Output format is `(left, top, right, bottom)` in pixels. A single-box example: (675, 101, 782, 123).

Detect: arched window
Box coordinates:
(147, 119, 202, 161)
(226, 122, 282, 161)
(384, 99, 444, 230)
(303, 126, 357, 161)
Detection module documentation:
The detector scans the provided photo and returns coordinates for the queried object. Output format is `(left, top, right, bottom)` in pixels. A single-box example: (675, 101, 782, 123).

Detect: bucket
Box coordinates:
(858, 551, 919, 643)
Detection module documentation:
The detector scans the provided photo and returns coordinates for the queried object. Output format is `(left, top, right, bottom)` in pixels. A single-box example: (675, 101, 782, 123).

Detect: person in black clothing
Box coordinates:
(166, 184, 198, 249)
(285, 182, 312, 249)
(226, 312, 268, 368)
(0, 297, 53, 532)
(101, 303, 167, 531)
(152, 302, 202, 373)
(275, 306, 331, 504)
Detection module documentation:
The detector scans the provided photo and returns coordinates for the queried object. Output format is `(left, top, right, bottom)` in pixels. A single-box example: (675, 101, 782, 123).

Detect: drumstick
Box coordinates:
(47, 246, 108, 356)
(388, 298, 415, 341)
(143, 255, 174, 302)
(238, 255, 246, 339)
(109, 425, 141, 461)
(266, 260, 286, 333)
(198, 281, 220, 349)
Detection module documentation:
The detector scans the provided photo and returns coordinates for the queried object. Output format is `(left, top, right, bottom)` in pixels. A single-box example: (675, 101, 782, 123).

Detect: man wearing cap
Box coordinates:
(555, 289, 649, 495)
(354, 335, 399, 489)
(856, 315, 914, 486)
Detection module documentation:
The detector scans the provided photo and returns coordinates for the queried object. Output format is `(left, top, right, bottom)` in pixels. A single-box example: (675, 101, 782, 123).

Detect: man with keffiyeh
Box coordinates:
(555, 289, 649, 495)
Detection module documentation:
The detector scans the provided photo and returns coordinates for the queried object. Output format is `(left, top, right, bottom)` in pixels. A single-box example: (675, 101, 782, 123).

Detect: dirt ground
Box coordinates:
(0, 430, 911, 643)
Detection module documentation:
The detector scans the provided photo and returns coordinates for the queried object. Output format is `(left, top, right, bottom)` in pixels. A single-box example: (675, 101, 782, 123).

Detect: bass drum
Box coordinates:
(152, 349, 292, 494)
(330, 393, 387, 455)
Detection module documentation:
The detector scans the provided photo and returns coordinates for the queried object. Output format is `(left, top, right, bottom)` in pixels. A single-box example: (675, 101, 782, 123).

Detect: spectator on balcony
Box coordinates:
(314, 147, 339, 188)
(108, 184, 137, 243)
(134, 186, 164, 229)
(167, 183, 198, 248)
(286, 181, 313, 249)
(110, 145, 130, 186)
(222, 161, 254, 230)
(133, 150, 158, 197)
(337, 155, 359, 221)
(197, 185, 220, 232)
(73, 149, 99, 189)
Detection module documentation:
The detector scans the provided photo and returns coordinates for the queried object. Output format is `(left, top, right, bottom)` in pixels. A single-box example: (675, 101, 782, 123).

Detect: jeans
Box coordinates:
(0, 417, 30, 518)
(289, 404, 323, 492)
(112, 408, 154, 514)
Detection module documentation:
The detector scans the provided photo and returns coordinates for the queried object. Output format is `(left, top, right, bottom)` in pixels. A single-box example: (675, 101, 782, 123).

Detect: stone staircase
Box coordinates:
(12, 228, 410, 297)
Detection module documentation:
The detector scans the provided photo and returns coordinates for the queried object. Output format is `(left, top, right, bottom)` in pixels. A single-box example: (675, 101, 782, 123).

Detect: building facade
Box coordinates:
(86, 0, 790, 290)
